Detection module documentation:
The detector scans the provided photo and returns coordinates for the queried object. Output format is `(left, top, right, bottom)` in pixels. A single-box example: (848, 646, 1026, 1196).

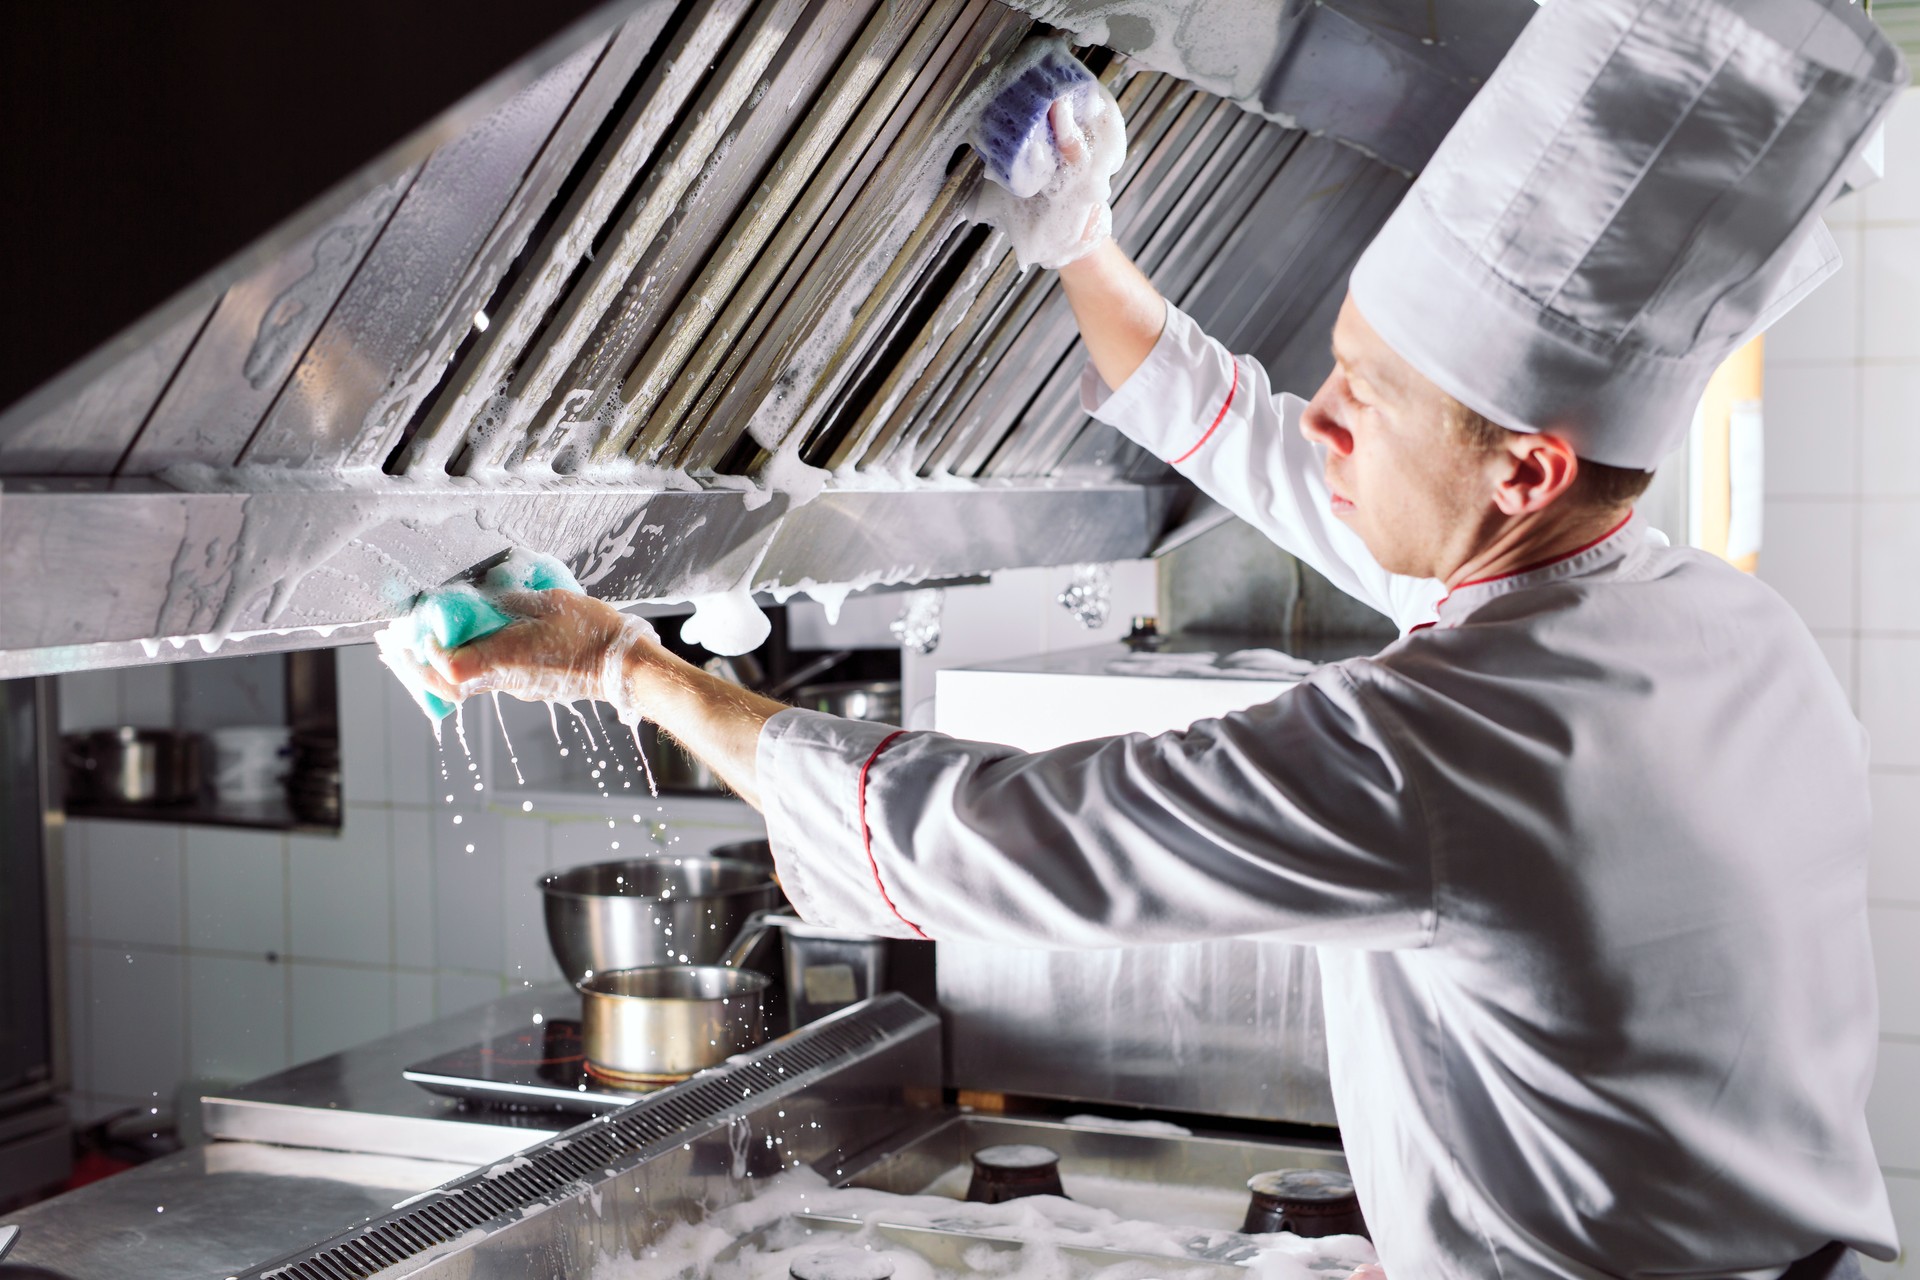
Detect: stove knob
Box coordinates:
(1241, 1168, 1368, 1239)
(788, 1247, 896, 1280)
(965, 1143, 1067, 1203)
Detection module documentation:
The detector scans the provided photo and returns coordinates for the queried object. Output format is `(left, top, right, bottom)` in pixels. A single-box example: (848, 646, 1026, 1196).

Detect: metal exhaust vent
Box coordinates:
(0, 0, 1526, 676)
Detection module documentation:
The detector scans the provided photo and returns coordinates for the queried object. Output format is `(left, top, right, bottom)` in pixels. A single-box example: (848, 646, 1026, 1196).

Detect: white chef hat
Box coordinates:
(1349, 0, 1906, 470)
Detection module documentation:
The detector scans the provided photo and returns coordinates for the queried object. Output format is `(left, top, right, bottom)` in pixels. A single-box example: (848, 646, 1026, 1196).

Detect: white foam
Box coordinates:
(681, 590, 773, 657)
(971, 72, 1127, 271)
(596, 1166, 1374, 1280)
(1011, 3, 1294, 138)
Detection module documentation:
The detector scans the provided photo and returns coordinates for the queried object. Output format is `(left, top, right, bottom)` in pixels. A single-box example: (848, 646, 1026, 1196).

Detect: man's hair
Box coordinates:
(1448, 402, 1654, 510)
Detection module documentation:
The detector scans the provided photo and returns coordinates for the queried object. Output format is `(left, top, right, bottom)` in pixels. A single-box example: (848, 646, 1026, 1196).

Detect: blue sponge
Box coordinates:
(971, 39, 1099, 199)
(377, 550, 584, 721)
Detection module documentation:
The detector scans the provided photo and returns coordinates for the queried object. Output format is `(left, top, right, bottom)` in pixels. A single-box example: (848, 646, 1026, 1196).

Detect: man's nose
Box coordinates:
(1300, 391, 1353, 457)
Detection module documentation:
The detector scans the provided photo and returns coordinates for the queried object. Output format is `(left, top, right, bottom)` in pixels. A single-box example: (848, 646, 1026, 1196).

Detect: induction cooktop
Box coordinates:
(403, 1019, 661, 1114)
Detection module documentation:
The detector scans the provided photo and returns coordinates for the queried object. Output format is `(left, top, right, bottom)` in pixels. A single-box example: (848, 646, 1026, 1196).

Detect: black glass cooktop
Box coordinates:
(403, 1019, 660, 1114)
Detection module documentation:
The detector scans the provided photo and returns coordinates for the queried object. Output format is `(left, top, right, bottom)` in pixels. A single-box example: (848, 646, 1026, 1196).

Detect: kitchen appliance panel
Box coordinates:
(933, 646, 1340, 1126)
(939, 937, 1337, 1127)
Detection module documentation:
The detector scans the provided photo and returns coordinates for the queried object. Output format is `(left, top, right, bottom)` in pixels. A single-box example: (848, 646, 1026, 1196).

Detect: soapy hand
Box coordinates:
(969, 37, 1126, 271)
(1047, 98, 1110, 248)
(420, 590, 663, 724)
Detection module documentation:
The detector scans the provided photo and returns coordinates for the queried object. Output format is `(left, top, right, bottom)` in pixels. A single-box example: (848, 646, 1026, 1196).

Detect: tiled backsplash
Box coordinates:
(1760, 87, 1920, 1277)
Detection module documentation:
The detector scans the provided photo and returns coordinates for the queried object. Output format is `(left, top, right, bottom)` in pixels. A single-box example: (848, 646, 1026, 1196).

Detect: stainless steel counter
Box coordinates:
(201, 984, 582, 1165)
(0, 989, 582, 1279)
(0, 1142, 469, 1280)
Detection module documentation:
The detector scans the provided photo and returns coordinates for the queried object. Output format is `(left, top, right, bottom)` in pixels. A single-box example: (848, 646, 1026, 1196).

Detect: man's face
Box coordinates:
(1300, 295, 1496, 581)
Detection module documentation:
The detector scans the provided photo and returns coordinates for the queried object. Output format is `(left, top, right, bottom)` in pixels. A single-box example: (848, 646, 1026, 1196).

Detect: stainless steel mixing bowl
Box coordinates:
(539, 856, 780, 983)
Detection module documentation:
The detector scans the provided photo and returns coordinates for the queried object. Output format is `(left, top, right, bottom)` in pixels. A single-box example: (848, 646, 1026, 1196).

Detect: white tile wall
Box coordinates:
(1863, 227, 1920, 364)
(187, 954, 288, 1083)
(899, 561, 1160, 728)
(1758, 500, 1856, 630)
(85, 945, 184, 1102)
(1864, 504, 1920, 632)
(289, 813, 391, 965)
(1872, 907, 1920, 1038)
(1863, 366, 1920, 498)
(1767, 87, 1920, 1275)
(1763, 362, 1858, 497)
(85, 822, 183, 950)
(1862, 639, 1920, 770)
(289, 964, 394, 1064)
(63, 637, 767, 1125)
(1875, 775, 1920, 904)
(184, 827, 286, 955)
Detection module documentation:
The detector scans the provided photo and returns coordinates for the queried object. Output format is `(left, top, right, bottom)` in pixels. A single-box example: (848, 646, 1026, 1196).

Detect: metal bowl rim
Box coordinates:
(576, 964, 773, 1000)
(791, 679, 903, 697)
(537, 855, 776, 901)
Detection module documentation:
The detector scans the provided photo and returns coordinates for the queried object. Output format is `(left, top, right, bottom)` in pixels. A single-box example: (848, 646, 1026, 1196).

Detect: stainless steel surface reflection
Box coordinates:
(0, 1143, 468, 1280)
(540, 855, 779, 981)
(62, 727, 203, 805)
(794, 680, 903, 724)
(201, 985, 581, 1162)
(938, 937, 1337, 1126)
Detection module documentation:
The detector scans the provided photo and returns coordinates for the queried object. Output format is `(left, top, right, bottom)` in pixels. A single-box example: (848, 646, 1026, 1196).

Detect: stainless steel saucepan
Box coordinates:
(540, 855, 780, 983)
(577, 912, 778, 1084)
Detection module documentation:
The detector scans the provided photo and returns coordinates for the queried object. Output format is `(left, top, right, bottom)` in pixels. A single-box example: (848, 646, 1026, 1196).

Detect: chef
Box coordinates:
(425, 0, 1908, 1275)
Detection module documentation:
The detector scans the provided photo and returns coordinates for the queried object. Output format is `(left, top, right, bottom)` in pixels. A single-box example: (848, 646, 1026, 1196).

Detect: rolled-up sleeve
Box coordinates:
(756, 667, 1436, 951)
(1084, 304, 1444, 633)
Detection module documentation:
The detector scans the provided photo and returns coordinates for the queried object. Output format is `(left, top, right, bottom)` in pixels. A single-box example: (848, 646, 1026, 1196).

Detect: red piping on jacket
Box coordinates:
(856, 730, 928, 939)
(1450, 510, 1634, 590)
(1409, 512, 1635, 635)
(1169, 357, 1239, 464)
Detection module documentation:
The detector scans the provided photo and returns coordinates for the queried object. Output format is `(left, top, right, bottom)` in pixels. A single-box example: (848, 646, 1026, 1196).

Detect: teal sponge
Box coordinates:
(377, 550, 584, 721)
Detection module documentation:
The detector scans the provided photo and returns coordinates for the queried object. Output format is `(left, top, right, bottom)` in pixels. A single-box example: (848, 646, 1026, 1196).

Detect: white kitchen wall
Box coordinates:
(899, 561, 1161, 725)
(1761, 87, 1920, 1277)
(60, 643, 765, 1127)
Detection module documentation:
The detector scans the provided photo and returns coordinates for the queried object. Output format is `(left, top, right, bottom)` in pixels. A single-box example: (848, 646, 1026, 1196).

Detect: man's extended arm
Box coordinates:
(424, 590, 782, 809)
(1056, 238, 1167, 391)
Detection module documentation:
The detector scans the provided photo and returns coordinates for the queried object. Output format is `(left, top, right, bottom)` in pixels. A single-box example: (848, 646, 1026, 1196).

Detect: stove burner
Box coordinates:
(965, 1143, 1067, 1203)
(788, 1247, 897, 1280)
(1241, 1169, 1368, 1239)
(403, 1019, 663, 1113)
(583, 1059, 692, 1087)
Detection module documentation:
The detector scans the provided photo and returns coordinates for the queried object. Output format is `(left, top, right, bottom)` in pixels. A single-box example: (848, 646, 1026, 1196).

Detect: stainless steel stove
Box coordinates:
(401, 1017, 657, 1114)
(219, 994, 1360, 1280)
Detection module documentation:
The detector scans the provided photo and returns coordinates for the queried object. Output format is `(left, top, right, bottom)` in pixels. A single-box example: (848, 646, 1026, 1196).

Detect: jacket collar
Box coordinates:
(1428, 510, 1641, 629)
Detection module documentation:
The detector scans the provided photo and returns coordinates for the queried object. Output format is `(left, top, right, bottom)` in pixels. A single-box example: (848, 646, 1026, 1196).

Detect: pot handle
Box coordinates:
(719, 910, 781, 970)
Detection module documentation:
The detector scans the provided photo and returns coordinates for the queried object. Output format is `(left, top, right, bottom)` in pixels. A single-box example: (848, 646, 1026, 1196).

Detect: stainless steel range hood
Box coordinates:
(0, 0, 1532, 677)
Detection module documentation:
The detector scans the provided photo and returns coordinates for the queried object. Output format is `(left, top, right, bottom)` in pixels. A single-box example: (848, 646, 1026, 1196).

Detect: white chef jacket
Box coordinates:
(757, 305, 1897, 1278)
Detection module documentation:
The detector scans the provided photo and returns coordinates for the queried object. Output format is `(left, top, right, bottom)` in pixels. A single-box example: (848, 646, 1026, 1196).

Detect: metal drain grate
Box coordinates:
(238, 995, 931, 1280)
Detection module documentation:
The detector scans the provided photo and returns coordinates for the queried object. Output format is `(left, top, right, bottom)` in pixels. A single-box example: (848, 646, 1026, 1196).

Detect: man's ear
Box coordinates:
(1492, 433, 1580, 516)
